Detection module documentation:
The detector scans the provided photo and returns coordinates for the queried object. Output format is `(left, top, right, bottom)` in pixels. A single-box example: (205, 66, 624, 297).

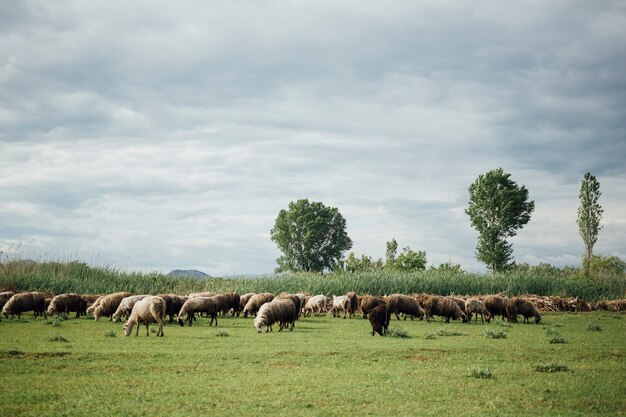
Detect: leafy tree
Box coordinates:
(589, 255, 624, 276)
(465, 168, 535, 273)
(385, 238, 398, 268)
(577, 172, 603, 277)
(393, 246, 427, 271)
(429, 261, 463, 273)
(270, 199, 352, 273)
(343, 252, 383, 272)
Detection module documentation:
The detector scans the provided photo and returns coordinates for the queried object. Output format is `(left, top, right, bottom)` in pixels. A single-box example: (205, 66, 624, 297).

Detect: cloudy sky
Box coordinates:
(1, 1, 625, 275)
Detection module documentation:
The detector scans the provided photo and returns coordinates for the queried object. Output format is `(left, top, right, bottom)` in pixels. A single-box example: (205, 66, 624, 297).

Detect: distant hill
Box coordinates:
(166, 269, 211, 279)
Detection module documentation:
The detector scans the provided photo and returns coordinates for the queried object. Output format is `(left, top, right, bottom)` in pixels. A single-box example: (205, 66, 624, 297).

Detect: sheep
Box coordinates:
(303, 294, 327, 317)
(277, 293, 302, 320)
(329, 295, 350, 318)
(448, 296, 468, 323)
(426, 296, 466, 323)
(507, 297, 541, 324)
(112, 295, 149, 323)
(253, 298, 298, 333)
(464, 298, 491, 323)
(86, 295, 105, 316)
(359, 295, 385, 319)
(386, 294, 424, 321)
(157, 294, 188, 323)
(188, 292, 215, 298)
(81, 294, 102, 305)
(0, 291, 15, 312)
(369, 303, 391, 336)
(177, 296, 219, 327)
(239, 293, 255, 317)
(47, 293, 88, 318)
(222, 292, 241, 316)
(483, 295, 510, 321)
(297, 293, 311, 315)
(123, 296, 166, 337)
(2, 292, 47, 319)
(93, 292, 132, 321)
(346, 292, 358, 319)
(243, 293, 274, 318)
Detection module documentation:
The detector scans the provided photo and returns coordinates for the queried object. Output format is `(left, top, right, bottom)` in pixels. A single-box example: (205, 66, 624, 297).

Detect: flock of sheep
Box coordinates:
(1, 289, 624, 337)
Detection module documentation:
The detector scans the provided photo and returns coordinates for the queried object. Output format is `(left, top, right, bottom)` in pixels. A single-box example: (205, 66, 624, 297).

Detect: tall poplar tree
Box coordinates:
(577, 172, 603, 277)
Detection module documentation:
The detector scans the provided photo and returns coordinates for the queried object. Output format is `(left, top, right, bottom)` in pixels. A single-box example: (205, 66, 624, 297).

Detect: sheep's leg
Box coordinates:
(395, 312, 401, 321)
(146, 322, 150, 336)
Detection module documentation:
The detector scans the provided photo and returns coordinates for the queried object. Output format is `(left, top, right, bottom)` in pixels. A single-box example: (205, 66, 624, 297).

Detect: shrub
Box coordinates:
(491, 317, 511, 327)
(104, 330, 117, 338)
(435, 328, 466, 337)
(587, 322, 603, 331)
(549, 336, 567, 344)
(535, 363, 569, 372)
(484, 329, 508, 339)
(215, 330, 230, 337)
(423, 333, 437, 340)
(386, 327, 410, 338)
(48, 335, 69, 343)
(543, 327, 561, 336)
(468, 367, 494, 379)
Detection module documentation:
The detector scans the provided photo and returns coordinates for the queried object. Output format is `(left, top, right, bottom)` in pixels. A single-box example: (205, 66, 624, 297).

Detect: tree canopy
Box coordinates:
(465, 168, 535, 273)
(577, 172, 603, 277)
(270, 199, 352, 273)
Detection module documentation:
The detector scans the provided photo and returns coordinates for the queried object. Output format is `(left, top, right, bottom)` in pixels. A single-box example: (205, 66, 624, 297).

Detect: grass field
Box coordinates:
(0, 312, 624, 417)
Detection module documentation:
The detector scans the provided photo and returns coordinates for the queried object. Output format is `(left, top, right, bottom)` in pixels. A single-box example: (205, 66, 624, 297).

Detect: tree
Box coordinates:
(577, 172, 603, 277)
(393, 246, 427, 271)
(465, 168, 535, 273)
(385, 238, 398, 268)
(343, 252, 383, 272)
(270, 199, 353, 273)
(589, 255, 624, 276)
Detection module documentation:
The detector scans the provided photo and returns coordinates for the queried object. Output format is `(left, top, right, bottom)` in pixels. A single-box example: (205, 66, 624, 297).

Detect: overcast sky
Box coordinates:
(1, 1, 625, 275)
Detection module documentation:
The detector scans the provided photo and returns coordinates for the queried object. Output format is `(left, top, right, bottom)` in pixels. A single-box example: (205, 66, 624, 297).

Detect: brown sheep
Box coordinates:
(464, 298, 491, 323)
(86, 295, 105, 316)
(93, 292, 132, 321)
(483, 295, 510, 321)
(448, 296, 468, 323)
(243, 293, 274, 318)
(239, 293, 255, 316)
(177, 296, 220, 326)
(277, 293, 302, 320)
(0, 291, 16, 314)
(157, 294, 188, 323)
(222, 292, 241, 316)
(369, 303, 390, 336)
(123, 296, 166, 337)
(47, 293, 88, 318)
(426, 296, 466, 323)
(254, 298, 299, 332)
(359, 295, 385, 319)
(112, 295, 149, 322)
(2, 292, 47, 319)
(507, 297, 541, 324)
(346, 292, 358, 319)
(386, 294, 424, 321)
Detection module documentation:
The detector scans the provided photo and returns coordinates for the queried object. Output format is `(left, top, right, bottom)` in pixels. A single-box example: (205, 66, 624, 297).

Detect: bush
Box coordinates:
(435, 328, 466, 337)
(104, 330, 117, 338)
(468, 367, 494, 379)
(587, 322, 603, 331)
(48, 335, 69, 343)
(484, 329, 508, 339)
(549, 336, 567, 344)
(386, 327, 410, 338)
(215, 330, 230, 337)
(535, 363, 569, 372)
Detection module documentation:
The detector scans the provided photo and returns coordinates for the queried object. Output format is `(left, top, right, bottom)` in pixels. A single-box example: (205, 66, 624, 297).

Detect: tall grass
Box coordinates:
(0, 260, 624, 300)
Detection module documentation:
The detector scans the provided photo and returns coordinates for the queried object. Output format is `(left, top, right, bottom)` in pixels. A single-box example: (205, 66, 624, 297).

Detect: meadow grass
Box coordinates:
(0, 312, 624, 417)
(1, 260, 624, 301)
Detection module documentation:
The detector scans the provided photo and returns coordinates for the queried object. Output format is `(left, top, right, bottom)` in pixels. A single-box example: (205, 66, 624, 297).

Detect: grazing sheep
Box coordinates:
(0, 291, 15, 313)
(81, 294, 102, 305)
(86, 295, 105, 316)
(253, 298, 298, 333)
(157, 294, 188, 323)
(222, 292, 241, 316)
(47, 293, 88, 318)
(188, 292, 215, 298)
(329, 295, 350, 318)
(359, 295, 385, 319)
(464, 298, 491, 323)
(123, 296, 166, 337)
(369, 304, 391, 336)
(93, 292, 132, 321)
(507, 297, 541, 324)
(346, 292, 358, 319)
(177, 296, 219, 326)
(239, 293, 255, 317)
(304, 295, 328, 317)
(243, 293, 274, 318)
(448, 296, 468, 323)
(112, 295, 149, 323)
(483, 295, 510, 321)
(386, 294, 424, 321)
(277, 293, 302, 319)
(426, 296, 466, 323)
(2, 292, 47, 319)
(297, 293, 311, 315)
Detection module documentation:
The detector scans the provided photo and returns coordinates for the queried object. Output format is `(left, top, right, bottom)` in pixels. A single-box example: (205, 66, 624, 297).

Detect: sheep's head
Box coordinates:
(2, 310, 8, 319)
(534, 314, 542, 324)
(123, 324, 131, 336)
(256, 323, 263, 333)
(177, 316, 185, 327)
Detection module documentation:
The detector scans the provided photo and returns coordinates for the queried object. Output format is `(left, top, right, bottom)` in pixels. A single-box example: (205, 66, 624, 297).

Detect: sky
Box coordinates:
(1, 1, 625, 275)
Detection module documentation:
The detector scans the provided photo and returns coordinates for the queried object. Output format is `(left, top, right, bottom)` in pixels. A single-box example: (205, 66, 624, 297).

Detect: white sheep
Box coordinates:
(112, 295, 149, 323)
(123, 296, 166, 337)
(304, 294, 327, 316)
(465, 298, 492, 323)
(329, 295, 350, 318)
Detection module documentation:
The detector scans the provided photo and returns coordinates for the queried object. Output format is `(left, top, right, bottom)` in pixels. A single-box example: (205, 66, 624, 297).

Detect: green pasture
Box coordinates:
(0, 312, 624, 417)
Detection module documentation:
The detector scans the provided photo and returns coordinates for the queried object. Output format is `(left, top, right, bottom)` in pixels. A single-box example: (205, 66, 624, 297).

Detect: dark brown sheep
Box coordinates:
(278, 293, 302, 320)
(386, 294, 424, 321)
(0, 291, 16, 313)
(369, 303, 390, 336)
(359, 295, 385, 319)
(483, 295, 510, 321)
(157, 294, 188, 323)
(346, 292, 358, 319)
(2, 292, 47, 319)
(426, 296, 466, 323)
(507, 297, 541, 324)
(47, 293, 88, 318)
(243, 293, 274, 318)
(239, 293, 255, 316)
